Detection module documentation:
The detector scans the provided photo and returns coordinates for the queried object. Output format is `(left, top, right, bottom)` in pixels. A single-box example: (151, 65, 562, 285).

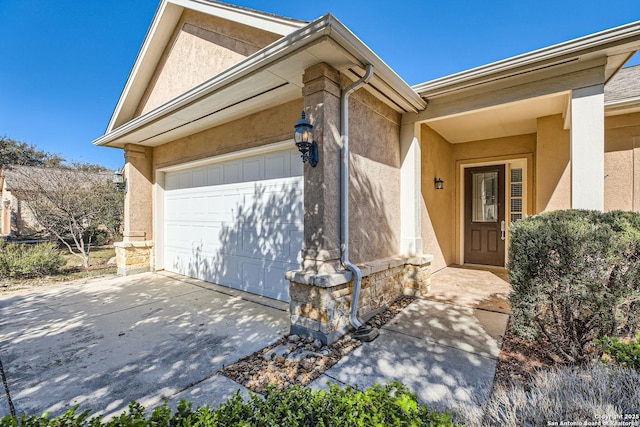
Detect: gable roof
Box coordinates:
(107, 0, 307, 133)
(94, 6, 427, 149)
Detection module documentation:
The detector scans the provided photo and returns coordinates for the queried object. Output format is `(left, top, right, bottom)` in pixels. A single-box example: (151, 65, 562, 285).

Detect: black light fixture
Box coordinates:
(434, 177, 444, 190)
(293, 111, 319, 167)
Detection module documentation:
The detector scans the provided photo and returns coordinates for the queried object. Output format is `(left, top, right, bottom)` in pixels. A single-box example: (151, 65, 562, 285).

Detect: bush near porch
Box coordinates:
(508, 209, 640, 365)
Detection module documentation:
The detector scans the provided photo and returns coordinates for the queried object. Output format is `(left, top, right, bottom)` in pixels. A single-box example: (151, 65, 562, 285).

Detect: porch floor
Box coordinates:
(426, 265, 511, 314)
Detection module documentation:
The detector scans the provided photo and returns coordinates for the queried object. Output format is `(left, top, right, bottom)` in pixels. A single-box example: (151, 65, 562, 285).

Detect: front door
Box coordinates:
(464, 165, 505, 266)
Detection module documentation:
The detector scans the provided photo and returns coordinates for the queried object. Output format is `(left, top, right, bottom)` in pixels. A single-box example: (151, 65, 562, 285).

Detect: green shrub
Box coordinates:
(598, 334, 640, 370)
(0, 240, 65, 279)
(0, 382, 457, 426)
(508, 210, 640, 365)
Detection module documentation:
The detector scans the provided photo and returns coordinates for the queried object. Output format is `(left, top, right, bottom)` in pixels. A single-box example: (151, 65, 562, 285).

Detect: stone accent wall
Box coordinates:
(114, 241, 154, 276)
(286, 255, 432, 344)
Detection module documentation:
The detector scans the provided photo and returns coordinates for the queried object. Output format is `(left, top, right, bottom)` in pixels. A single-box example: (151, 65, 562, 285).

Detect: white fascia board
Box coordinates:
(605, 96, 640, 115)
(168, 0, 307, 35)
(94, 14, 426, 147)
(106, 0, 182, 133)
(413, 20, 640, 97)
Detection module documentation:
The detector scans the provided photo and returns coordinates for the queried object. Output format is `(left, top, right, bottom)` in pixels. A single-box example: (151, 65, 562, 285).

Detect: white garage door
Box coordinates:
(163, 148, 303, 302)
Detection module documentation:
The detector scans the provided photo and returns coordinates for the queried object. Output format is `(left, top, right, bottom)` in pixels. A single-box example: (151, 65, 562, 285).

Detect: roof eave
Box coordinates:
(413, 20, 640, 97)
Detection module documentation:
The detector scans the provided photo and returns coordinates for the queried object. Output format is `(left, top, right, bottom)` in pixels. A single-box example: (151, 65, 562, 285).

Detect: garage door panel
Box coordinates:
(207, 165, 223, 186)
(242, 158, 263, 182)
(264, 265, 288, 300)
(223, 162, 241, 184)
(241, 262, 264, 293)
(164, 148, 302, 302)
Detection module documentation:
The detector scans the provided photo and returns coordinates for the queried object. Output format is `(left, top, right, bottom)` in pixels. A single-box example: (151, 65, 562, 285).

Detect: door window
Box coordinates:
(472, 171, 498, 222)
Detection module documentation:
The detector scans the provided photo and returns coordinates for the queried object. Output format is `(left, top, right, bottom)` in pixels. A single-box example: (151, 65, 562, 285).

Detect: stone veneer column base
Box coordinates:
(114, 241, 154, 276)
(285, 255, 433, 344)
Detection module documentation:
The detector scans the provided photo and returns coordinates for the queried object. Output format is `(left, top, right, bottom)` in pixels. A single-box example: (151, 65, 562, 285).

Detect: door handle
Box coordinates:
(501, 220, 506, 241)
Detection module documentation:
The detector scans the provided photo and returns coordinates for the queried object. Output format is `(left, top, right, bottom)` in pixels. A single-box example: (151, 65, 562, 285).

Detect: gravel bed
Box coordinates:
(220, 296, 415, 393)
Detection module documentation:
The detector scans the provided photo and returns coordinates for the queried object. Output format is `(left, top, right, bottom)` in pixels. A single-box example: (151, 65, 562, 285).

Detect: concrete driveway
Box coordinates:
(0, 272, 288, 418)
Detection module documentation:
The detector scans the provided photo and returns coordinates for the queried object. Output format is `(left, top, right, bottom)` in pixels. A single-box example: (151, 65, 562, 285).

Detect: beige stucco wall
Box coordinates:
(347, 81, 402, 264)
(136, 9, 282, 116)
(604, 112, 640, 212)
(536, 114, 571, 212)
(420, 124, 455, 271)
(154, 99, 302, 169)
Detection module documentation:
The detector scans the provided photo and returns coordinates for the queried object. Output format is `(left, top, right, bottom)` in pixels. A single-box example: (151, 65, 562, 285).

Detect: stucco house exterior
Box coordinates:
(94, 0, 640, 343)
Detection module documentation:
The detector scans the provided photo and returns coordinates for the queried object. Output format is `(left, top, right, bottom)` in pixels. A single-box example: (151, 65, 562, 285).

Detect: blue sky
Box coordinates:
(1, 1, 638, 170)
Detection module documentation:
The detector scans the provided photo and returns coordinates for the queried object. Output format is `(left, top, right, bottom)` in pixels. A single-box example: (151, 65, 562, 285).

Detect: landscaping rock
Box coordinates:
(220, 296, 415, 393)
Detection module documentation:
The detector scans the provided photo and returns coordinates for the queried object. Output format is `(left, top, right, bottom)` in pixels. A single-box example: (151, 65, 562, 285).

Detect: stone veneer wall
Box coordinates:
(114, 241, 154, 276)
(286, 256, 432, 344)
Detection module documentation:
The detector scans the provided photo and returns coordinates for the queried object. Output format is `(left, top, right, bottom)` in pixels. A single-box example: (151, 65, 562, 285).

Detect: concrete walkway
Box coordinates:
(0, 266, 510, 424)
(0, 272, 288, 418)
(309, 268, 510, 424)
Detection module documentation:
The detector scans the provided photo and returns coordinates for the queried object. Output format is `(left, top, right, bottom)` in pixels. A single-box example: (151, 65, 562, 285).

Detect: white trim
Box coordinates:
(571, 85, 605, 210)
(458, 158, 528, 266)
(153, 139, 295, 270)
(400, 123, 422, 256)
(107, 1, 181, 132)
(156, 140, 294, 172)
(605, 96, 640, 116)
(168, 0, 306, 35)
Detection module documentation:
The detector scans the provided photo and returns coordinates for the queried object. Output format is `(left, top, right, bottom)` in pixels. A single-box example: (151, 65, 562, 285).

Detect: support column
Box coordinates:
(400, 122, 423, 255)
(299, 63, 343, 275)
(115, 144, 154, 275)
(570, 85, 604, 211)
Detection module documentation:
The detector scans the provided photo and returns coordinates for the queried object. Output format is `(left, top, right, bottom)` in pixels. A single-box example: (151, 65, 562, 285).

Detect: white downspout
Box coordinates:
(341, 64, 374, 330)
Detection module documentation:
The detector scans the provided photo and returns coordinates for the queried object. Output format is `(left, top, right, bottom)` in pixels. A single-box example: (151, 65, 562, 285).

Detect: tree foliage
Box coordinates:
(10, 166, 124, 268)
(0, 135, 64, 168)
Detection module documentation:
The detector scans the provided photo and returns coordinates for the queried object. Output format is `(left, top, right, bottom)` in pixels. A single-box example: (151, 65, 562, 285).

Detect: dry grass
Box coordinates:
(480, 363, 640, 426)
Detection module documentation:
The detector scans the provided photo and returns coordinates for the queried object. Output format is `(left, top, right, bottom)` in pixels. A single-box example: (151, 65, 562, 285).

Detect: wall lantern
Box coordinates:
(434, 177, 444, 190)
(293, 111, 319, 167)
(112, 170, 127, 192)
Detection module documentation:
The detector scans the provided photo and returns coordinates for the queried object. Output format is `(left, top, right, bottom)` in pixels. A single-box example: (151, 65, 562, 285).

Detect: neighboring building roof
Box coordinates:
(1, 166, 112, 192)
(605, 64, 640, 102)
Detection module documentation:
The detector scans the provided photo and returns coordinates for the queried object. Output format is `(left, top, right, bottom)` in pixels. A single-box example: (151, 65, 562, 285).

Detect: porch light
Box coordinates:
(434, 177, 444, 190)
(293, 111, 319, 167)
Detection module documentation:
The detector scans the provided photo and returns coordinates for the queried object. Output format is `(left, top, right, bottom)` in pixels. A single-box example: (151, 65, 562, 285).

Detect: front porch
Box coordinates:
(427, 265, 511, 314)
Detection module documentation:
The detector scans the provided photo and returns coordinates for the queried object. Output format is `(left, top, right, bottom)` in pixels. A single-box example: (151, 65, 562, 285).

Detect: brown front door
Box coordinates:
(464, 165, 505, 266)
